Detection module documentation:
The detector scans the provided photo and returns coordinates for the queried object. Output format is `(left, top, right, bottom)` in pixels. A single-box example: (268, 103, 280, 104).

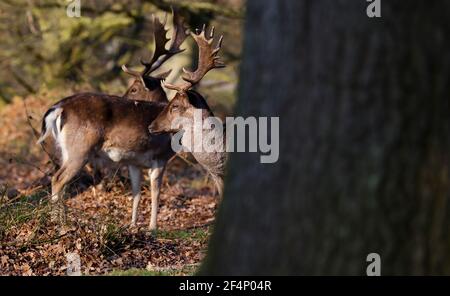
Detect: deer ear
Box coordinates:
(153, 69, 172, 80)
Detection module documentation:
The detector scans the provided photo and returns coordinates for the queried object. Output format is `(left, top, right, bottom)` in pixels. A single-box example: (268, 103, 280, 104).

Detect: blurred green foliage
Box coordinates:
(0, 0, 243, 108)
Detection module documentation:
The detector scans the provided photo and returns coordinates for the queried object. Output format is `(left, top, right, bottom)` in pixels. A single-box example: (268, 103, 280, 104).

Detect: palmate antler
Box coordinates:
(122, 8, 188, 85)
(164, 25, 225, 92)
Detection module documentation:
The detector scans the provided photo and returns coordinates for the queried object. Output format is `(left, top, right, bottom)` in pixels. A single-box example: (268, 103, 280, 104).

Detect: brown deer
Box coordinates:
(37, 11, 188, 230)
(148, 26, 227, 196)
(88, 10, 186, 183)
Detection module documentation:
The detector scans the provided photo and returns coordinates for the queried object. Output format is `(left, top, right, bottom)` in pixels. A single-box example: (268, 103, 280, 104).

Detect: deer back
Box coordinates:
(52, 93, 173, 163)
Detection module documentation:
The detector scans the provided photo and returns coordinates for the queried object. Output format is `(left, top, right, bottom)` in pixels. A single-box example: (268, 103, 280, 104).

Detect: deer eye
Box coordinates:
(131, 88, 137, 93)
(171, 104, 180, 112)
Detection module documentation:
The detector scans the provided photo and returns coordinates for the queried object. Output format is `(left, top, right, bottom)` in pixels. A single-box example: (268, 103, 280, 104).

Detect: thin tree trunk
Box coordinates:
(201, 0, 450, 275)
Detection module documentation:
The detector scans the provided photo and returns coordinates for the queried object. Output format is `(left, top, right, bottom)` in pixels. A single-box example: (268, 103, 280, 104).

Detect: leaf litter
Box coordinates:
(0, 93, 218, 275)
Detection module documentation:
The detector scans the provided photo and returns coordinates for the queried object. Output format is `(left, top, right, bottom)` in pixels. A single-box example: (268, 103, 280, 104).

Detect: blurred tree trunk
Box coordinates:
(201, 0, 450, 275)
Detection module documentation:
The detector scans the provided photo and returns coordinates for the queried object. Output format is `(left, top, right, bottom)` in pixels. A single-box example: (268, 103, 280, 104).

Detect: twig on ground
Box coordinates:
(22, 97, 59, 169)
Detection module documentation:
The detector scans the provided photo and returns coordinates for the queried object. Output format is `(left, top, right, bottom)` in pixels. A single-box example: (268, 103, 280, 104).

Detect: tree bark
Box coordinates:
(201, 0, 450, 275)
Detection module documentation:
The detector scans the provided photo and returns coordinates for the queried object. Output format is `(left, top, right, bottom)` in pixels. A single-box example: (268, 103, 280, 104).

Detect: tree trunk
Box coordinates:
(201, 0, 450, 275)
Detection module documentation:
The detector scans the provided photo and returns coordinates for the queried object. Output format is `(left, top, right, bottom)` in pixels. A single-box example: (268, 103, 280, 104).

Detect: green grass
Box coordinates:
(100, 223, 130, 256)
(0, 190, 50, 241)
(154, 228, 209, 242)
(109, 264, 198, 276)
(106, 229, 208, 276)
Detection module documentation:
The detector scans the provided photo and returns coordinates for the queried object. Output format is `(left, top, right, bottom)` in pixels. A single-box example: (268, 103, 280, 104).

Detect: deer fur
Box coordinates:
(38, 93, 173, 229)
(38, 10, 188, 230)
(149, 90, 227, 195)
(149, 26, 227, 195)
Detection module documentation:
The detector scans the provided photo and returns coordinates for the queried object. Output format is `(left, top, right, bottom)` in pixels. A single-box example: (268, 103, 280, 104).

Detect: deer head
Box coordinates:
(148, 25, 224, 134)
(122, 9, 188, 102)
(148, 25, 226, 196)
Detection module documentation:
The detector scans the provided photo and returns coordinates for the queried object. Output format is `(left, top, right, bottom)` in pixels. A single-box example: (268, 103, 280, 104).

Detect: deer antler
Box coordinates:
(141, 7, 188, 76)
(122, 8, 188, 82)
(121, 64, 146, 86)
(164, 25, 225, 92)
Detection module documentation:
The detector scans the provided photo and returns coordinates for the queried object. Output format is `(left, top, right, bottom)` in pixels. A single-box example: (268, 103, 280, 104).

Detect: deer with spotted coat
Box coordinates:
(37, 11, 188, 230)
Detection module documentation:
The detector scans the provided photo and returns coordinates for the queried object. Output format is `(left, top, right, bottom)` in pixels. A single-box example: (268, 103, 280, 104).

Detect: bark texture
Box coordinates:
(201, 0, 450, 275)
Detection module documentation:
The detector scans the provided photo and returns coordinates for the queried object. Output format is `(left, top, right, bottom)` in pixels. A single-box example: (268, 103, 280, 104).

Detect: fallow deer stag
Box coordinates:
(89, 9, 187, 183)
(37, 11, 188, 230)
(149, 26, 227, 195)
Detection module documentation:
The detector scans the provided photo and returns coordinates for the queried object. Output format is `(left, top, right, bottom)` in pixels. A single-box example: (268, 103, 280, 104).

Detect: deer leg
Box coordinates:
(51, 158, 86, 223)
(211, 173, 224, 197)
(50, 167, 67, 223)
(50, 126, 97, 224)
(148, 162, 166, 231)
(90, 158, 104, 186)
(129, 165, 142, 227)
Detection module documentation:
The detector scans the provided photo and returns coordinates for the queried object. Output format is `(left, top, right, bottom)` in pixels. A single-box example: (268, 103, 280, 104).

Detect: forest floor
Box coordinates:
(0, 92, 219, 275)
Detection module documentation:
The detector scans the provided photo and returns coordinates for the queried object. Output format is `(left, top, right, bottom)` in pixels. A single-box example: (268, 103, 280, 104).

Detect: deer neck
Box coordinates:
(154, 86, 169, 103)
(182, 108, 227, 184)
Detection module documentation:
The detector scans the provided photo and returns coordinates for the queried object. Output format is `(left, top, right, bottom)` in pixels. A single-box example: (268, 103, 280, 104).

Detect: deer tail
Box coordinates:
(37, 107, 63, 145)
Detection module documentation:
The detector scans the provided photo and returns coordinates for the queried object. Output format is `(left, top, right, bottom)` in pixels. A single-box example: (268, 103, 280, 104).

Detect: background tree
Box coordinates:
(201, 0, 450, 275)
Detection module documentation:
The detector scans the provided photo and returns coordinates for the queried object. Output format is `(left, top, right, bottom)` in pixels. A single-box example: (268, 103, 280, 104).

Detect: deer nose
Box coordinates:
(148, 122, 158, 134)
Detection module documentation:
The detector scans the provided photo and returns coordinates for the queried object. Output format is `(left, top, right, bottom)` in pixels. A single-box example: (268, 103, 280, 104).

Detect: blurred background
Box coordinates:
(0, 0, 243, 111)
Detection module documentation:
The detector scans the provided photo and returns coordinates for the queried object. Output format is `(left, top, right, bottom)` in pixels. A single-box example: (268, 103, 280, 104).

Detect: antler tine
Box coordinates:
(122, 8, 186, 86)
(163, 81, 183, 92)
(142, 8, 188, 75)
(121, 64, 140, 77)
(162, 12, 168, 26)
(174, 25, 224, 91)
(167, 8, 189, 54)
(121, 65, 147, 86)
(123, 8, 187, 82)
(140, 14, 171, 75)
(122, 14, 169, 82)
